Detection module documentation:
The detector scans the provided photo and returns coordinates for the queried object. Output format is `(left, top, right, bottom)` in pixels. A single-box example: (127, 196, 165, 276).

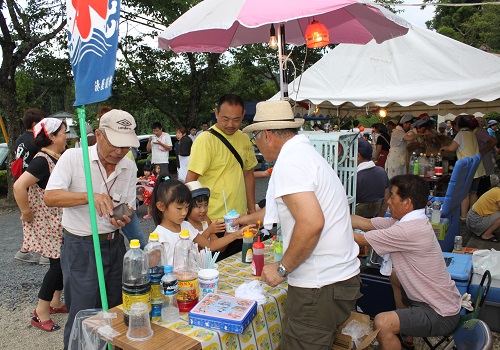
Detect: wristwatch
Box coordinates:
(277, 261, 289, 277)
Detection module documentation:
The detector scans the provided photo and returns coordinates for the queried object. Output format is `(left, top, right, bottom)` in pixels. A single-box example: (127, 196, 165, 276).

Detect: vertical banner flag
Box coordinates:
(67, 0, 120, 106)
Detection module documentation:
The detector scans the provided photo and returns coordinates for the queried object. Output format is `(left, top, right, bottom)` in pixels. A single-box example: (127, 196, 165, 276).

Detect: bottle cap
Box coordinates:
(149, 232, 159, 241)
(164, 265, 173, 273)
(130, 239, 140, 248)
(253, 236, 264, 249)
(180, 230, 190, 239)
(243, 227, 253, 238)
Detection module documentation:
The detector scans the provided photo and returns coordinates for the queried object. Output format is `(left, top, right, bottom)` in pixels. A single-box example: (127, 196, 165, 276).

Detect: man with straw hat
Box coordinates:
(45, 109, 139, 349)
(236, 100, 361, 350)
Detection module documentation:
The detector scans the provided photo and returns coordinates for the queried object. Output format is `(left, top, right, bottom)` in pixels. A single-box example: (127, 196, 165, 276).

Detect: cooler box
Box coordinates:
(188, 293, 257, 334)
(356, 266, 396, 318)
(468, 273, 500, 332)
(443, 252, 473, 296)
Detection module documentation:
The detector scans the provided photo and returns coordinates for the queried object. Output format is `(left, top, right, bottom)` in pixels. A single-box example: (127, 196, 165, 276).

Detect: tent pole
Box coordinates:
(278, 24, 288, 100)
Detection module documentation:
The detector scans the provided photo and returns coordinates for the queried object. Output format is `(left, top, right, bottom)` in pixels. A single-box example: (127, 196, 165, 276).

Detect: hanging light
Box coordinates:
(305, 20, 329, 49)
(378, 108, 387, 118)
(269, 24, 278, 49)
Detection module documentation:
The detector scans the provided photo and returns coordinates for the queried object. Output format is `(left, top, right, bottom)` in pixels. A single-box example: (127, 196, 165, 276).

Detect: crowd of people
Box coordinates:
(9, 100, 500, 350)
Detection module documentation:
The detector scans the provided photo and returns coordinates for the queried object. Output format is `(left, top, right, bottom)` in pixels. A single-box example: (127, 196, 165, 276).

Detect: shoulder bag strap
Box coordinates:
(209, 129, 243, 170)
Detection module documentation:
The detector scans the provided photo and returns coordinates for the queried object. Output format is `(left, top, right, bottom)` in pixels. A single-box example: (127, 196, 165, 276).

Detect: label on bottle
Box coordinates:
(122, 291, 151, 316)
(244, 249, 253, 263)
(161, 278, 178, 296)
(435, 166, 443, 176)
(150, 282, 163, 304)
(177, 278, 198, 302)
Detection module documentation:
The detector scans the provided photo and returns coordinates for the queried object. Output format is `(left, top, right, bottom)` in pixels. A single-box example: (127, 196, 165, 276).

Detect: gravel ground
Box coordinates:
(0, 178, 498, 350)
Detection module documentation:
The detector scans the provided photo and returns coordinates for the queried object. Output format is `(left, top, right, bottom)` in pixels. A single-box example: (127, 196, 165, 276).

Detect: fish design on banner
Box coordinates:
(67, 0, 120, 106)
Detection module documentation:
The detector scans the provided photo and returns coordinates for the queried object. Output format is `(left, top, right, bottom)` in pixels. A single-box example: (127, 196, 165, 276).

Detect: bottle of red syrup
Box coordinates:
(251, 236, 265, 276)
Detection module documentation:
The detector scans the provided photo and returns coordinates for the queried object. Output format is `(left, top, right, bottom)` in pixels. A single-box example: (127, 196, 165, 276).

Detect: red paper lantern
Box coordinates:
(305, 20, 330, 49)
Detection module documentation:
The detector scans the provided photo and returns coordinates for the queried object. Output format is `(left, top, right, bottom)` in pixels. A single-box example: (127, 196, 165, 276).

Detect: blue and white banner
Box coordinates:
(67, 0, 120, 106)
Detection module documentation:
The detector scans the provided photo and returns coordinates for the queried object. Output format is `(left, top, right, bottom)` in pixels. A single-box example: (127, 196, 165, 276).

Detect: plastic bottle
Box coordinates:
(173, 230, 198, 312)
(122, 239, 151, 326)
(428, 154, 436, 177)
(241, 227, 254, 263)
(409, 152, 417, 171)
(413, 157, 419, 175)
(251, 236, 265, 277)
(418, 153, 426, 176)
(431, 200, 442, 223)
(435, 153, 443, 176)
(144, 232, 165, 320)
(161, 265, 180, 323)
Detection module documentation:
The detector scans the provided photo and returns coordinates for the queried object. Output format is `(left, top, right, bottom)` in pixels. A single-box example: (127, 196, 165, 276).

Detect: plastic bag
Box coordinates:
(68, 309, 119, 350)
(341, 319, 371, 349)
(472, 249, 500, 279)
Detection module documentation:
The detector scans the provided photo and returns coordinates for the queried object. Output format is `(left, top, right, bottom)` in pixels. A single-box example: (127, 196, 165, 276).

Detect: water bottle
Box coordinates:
(435, 153, 443, 176)
(241, 227, 254, 264)
(413, 157, 419, 175)
(122, 239, 151, 326)
(418, 153, 426, 176)
(144, 232, 165, 320)
(161, 265, 180, 322)
(428, 154, 436, 177)
(173, 230, 198, 312)
(431, 200, 442, 223)
(251, 236, 265, 277)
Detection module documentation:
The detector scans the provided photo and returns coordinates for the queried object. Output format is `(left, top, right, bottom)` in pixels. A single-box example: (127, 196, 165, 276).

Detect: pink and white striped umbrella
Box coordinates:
(158, 0, 411, 53)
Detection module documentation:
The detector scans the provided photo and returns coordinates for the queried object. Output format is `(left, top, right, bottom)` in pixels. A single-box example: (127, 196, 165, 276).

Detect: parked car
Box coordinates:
(0, 143, 8, 170)
(136, 134, 177, 161)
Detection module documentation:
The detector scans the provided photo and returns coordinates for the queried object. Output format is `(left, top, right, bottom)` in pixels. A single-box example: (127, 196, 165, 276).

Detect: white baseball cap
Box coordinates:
(99, 110, 139, 148)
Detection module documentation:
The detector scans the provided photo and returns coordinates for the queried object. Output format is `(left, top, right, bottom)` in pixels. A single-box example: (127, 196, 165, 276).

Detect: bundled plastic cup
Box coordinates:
(224, 209, 239, 233)
(198, 269, 219, 299)
(126, 302, 154, 341)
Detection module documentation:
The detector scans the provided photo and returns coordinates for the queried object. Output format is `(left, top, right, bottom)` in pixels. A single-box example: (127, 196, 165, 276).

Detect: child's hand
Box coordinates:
(234, 225, 257, 239)
(207, 220, 226, 235)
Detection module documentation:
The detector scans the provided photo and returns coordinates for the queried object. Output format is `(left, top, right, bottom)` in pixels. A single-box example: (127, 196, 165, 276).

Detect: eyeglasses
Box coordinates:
(101, 130, 130, 151)
(250, 131, 262, 146)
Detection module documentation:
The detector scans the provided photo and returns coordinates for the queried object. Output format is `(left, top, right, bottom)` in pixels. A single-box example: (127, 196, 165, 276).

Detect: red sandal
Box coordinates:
(49, 304, 68, 314)
(31, 310, 60, 332)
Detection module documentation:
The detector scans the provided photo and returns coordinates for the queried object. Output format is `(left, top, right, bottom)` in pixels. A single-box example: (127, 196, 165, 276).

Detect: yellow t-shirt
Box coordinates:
(188, 126, 257, 221)
(472, 187, 500, 216)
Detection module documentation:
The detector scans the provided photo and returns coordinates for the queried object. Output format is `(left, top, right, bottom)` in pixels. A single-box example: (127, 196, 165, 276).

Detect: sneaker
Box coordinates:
(14, 251, 38, 264)
(38, 256, 50, 265)
(143, 214, 152, 219)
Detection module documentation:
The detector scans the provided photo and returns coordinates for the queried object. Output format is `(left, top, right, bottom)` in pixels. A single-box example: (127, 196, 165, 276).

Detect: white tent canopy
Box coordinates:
(271, 26, 500, 116)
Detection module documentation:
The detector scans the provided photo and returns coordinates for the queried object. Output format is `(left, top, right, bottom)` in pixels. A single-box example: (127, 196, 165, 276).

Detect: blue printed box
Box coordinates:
(188, 293, 257, 334)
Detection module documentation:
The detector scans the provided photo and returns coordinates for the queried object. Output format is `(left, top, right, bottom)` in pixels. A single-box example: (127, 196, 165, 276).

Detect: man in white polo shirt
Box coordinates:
(236, 100, 361, 350)
(45, 110, 139, 349)
(147, 121, 172, 175)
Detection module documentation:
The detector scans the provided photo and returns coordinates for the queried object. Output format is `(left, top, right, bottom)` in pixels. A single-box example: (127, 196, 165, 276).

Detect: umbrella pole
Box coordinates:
(76, 106, 109, 312)
(277, 24, 288, 100)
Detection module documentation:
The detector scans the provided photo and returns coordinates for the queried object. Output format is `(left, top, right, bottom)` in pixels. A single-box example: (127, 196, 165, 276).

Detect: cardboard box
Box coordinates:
(332, 312, 379, 350)
(431, 218, 449, 240)
(188, 293, 257, 334)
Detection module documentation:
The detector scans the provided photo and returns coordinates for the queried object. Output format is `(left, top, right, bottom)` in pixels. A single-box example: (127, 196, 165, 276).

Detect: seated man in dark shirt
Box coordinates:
(356, 138, 390, 218)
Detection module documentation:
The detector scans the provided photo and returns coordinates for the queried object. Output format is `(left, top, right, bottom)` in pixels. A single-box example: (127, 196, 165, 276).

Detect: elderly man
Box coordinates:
(45, 110, 139, 349)
(356, 138, 390, 218)
(351, 175, 461, 350)
(236, 100, 361, 350)
(186, 94, 257, 259)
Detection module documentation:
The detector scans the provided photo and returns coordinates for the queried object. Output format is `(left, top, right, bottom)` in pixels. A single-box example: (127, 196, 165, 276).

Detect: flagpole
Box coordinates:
(77, 105, 109, 312)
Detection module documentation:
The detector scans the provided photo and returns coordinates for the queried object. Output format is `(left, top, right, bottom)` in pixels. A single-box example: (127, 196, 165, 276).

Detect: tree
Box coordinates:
(0, 0, 67, 200)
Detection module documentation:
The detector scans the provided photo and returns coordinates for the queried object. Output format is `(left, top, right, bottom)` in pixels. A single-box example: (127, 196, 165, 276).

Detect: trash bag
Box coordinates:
(472, 249, 500, 279)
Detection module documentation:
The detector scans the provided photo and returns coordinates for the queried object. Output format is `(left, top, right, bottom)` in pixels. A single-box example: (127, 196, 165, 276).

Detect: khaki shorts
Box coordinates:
(283, 274, 361, 350)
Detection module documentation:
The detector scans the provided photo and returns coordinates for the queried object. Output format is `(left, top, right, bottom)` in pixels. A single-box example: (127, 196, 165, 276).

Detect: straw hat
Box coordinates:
(242, 101, 304, 133)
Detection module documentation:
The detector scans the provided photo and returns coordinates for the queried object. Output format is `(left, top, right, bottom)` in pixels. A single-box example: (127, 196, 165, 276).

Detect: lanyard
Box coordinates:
(96, 161, 118, 198)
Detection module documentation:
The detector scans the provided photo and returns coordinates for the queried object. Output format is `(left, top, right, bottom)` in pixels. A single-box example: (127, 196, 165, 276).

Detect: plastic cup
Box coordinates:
(198, 269, 219, 299)
(224, 213, 240, 233)
(126, 302, 154, 341)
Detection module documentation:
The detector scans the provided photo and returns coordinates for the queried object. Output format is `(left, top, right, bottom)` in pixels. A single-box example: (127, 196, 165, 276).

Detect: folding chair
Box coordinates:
(423, 270, 491, 350)
(443, 319, 493, 350)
